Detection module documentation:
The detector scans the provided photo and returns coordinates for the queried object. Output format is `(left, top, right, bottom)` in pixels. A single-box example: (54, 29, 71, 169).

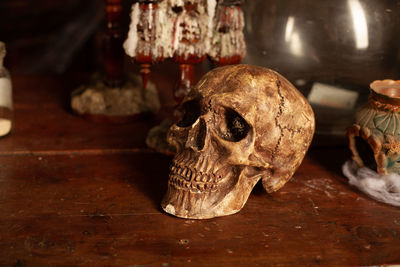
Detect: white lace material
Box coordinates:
(342, 160, 400, 207)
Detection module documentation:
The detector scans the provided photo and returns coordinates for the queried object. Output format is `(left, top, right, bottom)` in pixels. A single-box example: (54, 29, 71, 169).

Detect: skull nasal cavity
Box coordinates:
(194, 119, 207, 150)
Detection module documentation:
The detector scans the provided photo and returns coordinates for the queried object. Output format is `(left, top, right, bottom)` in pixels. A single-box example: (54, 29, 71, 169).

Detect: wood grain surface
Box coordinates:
(1, 75, 400, 266)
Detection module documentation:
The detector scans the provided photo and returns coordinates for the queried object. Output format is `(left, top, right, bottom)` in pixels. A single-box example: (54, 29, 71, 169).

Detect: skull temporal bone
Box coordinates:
(162, 64, 315, 219)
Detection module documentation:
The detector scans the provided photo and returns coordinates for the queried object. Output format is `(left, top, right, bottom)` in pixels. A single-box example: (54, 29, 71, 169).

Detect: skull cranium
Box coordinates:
(162, 64, 315, 219)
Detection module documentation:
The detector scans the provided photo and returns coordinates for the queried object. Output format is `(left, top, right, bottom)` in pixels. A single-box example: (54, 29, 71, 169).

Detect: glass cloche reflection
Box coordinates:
(243, 0, 400, 144)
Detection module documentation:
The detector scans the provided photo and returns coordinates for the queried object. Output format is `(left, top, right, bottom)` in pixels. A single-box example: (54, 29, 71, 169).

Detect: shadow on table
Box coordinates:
(308, 146, 351, 183)
(122, 151, 172, 211)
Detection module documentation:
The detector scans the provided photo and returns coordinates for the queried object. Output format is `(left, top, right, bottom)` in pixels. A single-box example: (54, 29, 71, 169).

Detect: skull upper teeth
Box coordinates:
(168, 162, 218, 193)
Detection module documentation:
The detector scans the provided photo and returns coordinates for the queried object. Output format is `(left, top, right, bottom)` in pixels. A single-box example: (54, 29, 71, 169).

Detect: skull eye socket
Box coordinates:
(217, 108, 250, 142)
(176, 100, 201, 128)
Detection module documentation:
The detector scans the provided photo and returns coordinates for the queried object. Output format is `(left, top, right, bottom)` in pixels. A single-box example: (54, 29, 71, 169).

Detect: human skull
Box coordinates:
(161, 64, 315, 219)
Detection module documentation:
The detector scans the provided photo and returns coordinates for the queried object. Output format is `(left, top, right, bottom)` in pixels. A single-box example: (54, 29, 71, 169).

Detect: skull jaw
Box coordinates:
(161, 173, 261, 219)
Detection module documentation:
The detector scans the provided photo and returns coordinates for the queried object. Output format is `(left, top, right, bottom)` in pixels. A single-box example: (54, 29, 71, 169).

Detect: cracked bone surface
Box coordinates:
(162, 64, 315, 219)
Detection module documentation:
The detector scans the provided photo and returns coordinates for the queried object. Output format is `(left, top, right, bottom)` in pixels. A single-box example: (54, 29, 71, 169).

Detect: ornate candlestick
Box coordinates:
(210, 0, 246, 66)
(172, 0, 207, 103)
(124, 0, 167, 90)
(104, 0, 124, 87)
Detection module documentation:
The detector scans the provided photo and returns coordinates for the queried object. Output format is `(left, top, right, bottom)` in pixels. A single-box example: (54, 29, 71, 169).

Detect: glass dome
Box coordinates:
(243, 0, 400, 144)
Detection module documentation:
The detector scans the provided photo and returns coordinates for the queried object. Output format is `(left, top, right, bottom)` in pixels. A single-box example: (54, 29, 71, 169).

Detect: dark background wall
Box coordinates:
(0, 0, 134, 74)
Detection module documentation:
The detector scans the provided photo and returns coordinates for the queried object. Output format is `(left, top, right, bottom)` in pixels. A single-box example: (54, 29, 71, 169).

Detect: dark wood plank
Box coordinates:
(0, 151, 400, 266)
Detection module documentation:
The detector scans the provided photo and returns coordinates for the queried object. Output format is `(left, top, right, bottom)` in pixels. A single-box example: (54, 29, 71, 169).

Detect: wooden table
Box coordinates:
(1, 75, 400, 266)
